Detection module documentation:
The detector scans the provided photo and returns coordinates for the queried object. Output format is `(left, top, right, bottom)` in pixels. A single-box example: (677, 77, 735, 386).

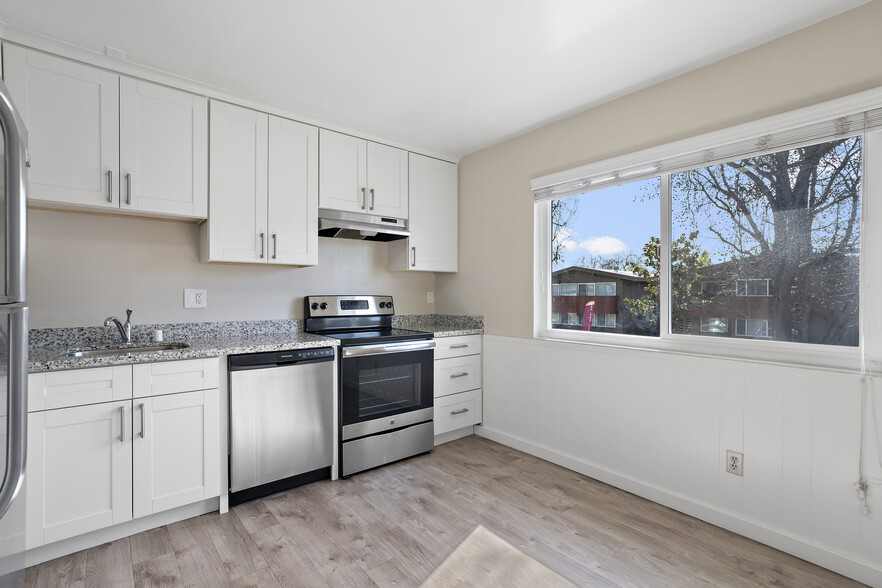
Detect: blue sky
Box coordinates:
(554, 178, 660, 270)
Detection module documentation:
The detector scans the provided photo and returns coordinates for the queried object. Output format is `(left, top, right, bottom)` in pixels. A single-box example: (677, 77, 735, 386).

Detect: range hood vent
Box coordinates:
(318, 208, 409, 242)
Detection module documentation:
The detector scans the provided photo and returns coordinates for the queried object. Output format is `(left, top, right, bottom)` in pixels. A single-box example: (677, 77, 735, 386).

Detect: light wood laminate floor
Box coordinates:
(24, 435, 864, 587)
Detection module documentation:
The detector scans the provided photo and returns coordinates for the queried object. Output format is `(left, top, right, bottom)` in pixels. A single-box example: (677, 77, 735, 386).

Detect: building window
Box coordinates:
(700, 317, 728, 333)
(594, 313, 616, 328)
(549, 177, 661, 338)
(552, 312, 561, 325)
(578, 283, 595, 296)
(735, 319, 770, 338)
(735, 279, 770, 297)
(595, 282, 616, 296)
(567, 312, 581, 326)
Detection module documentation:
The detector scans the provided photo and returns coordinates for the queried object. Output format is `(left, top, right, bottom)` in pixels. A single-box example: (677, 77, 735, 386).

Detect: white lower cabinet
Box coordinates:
(433, 335, 482, 438)
(26, 358, 220, 549)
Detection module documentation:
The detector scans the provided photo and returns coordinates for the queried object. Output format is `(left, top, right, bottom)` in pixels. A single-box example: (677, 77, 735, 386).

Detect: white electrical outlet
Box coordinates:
(726, 450, 743, 476)
(184, 289, 208, 309)
(427, 291, 434, 304)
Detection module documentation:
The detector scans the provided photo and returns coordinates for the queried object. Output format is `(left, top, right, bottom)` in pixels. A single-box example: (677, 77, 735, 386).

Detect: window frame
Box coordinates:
(533, 89, 882, 372)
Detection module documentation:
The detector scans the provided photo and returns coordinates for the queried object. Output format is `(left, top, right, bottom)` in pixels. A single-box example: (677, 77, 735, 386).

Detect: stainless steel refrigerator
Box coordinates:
(0, 77, 29, 585)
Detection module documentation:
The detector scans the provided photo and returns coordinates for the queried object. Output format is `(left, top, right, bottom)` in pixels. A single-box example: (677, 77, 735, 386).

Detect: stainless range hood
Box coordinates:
(318, 208, 409, 242)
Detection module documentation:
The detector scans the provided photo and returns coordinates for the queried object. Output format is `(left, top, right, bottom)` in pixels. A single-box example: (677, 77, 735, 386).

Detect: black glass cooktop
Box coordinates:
(323, 328, 433, 346)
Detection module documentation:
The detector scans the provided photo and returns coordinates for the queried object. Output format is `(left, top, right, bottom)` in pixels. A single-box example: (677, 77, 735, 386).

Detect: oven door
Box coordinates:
(340, 340, 435, 439)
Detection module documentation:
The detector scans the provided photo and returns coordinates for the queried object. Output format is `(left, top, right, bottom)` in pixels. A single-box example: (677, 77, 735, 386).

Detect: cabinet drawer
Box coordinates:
(434, 335, 481, 360)
(28, 366, 133, 412)
(434, 389, 482, 436)
(132, 358, 219, 398)
(434, 355, 481, 398)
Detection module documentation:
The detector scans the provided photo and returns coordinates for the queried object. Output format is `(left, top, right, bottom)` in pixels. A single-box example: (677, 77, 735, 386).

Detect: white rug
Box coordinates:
(420, 525, 576, 587)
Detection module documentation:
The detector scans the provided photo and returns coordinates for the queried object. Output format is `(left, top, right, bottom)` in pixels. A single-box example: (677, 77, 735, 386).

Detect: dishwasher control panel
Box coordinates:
(229, 346, 335, 369)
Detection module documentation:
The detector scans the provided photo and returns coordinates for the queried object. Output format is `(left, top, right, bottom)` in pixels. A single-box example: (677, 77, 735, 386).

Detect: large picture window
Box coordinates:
(535, 97, 879, 365)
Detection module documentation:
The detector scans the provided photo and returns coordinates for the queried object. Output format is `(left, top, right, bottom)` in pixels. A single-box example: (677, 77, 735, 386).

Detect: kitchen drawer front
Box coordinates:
(28, 366, 133, 412)
(434, 335, 481, 360)
(434, 389, 482, 436)
(132, 358, 219, 398)
(434, 355, 482, 398)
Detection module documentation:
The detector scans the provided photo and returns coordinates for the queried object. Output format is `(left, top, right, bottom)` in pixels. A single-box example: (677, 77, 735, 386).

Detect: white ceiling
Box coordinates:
(0, 0, 870, 158)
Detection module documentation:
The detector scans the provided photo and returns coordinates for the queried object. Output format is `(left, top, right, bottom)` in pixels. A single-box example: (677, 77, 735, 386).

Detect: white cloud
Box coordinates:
(575, 236, 629, 256)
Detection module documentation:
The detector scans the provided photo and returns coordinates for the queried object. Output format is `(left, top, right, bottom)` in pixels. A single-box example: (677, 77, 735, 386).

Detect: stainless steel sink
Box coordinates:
(61, 342, 190, 358)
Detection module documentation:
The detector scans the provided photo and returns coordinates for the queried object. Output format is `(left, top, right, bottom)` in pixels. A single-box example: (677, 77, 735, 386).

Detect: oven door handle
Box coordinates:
(342, 340, 436, 358)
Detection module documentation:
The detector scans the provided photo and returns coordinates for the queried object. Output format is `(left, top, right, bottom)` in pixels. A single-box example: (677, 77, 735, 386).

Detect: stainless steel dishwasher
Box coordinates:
(228, 347, 335, 506)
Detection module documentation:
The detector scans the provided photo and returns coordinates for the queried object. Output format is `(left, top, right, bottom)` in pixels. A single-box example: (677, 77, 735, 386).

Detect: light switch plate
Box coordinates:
(184, 289, 207, 309)
(427, 291, 434, 304)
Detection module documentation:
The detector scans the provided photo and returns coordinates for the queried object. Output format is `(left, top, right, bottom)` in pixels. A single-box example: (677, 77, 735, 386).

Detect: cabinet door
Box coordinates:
(206, 101, 269, 262)
(268, 117, 318, 266)
(132, 390, 219, 519)
(389, 154, 457, 272)
(26, 401, 132, 548)
(3, 45, 119, 208)
(366, 141, 408, 219)
(319, 129, 366, 213)
(119, 78, 208, 218)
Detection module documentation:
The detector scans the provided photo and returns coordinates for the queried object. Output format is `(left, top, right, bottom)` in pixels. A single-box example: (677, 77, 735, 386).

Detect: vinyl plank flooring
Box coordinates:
(82, 538, 134, 588)
(31, 550, 86, 588)
(132, 552, 183, 588)
(129, 528, 175, 566)
(22, 435, 864, 588)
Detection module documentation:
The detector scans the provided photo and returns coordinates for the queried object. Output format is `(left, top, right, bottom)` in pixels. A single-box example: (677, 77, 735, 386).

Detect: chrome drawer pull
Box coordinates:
(450, 408, 470, 415)
(118, 406, 125, 442)
(450, 372, 469, 379)
(449, 344, 469, 349)
(107, 170, 113, 202)
(138, 403, 146, 439)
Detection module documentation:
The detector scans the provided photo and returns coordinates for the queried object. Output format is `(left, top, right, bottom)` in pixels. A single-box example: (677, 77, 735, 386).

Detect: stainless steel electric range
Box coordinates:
(304, 295, 435, 477)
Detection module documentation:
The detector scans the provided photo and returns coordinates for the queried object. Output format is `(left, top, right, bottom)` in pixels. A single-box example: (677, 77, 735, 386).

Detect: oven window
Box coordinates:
(341, 348, 434, 425)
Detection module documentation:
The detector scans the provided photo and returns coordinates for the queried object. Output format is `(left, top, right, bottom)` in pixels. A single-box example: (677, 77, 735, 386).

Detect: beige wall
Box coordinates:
(437, 0, 882, 338)
(28, 209, 435, 328)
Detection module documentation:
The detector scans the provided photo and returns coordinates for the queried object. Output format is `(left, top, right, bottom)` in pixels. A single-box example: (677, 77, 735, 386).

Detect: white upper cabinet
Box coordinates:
(268, 116, 319, 266)
(4, 45, 119, 209)
(202, 100, 318, 266)
(319, 129, 408, 219)
(2, 45, 207, 220)
(389, 154, 458, 272)
(119, 78, 208, 218)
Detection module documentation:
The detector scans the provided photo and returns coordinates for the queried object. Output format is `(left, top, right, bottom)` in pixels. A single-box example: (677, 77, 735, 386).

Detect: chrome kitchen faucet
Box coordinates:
(104, 308, 134, 344)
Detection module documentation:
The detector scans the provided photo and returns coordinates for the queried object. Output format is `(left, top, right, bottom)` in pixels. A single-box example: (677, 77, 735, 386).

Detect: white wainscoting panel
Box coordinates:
(477, 335, 882, 586)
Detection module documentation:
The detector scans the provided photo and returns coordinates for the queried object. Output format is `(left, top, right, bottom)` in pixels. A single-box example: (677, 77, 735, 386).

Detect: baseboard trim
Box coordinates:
(474, 425, 882, 587)
(24, 498, 219, 568)
(434, 426, 475, 446)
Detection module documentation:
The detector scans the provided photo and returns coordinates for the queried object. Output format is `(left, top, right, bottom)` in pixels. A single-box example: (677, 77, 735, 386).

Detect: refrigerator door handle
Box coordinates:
(0, 307, 27, 519)
(0, 78, 28, 304)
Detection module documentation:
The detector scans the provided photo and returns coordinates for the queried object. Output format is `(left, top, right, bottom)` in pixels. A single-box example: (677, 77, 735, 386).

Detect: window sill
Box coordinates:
(536, 328, 862, 374)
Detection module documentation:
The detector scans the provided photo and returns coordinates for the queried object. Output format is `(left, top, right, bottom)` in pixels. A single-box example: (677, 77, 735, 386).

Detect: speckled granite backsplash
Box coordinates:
(393, 314, 484, 333)
(30, 315, 484, 350)
(30, 319, 304, 349)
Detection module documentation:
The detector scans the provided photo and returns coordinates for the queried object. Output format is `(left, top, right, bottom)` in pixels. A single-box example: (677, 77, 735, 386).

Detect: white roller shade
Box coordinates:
(534, 107, 882, 203)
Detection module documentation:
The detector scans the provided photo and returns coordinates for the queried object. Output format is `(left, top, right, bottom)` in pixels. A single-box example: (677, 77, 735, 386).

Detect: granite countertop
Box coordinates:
(29, 332, 339, 373)
(28, 315, 484, 373)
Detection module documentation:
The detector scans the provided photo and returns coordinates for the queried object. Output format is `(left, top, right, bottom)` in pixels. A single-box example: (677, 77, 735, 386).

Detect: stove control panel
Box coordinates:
(305, 295, 394, 318)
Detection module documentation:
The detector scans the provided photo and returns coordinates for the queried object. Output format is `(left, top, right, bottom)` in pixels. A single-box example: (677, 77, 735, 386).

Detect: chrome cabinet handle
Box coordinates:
(411, 246, 416, 267)
(138, 403, 145, 438)
(370, 188, 375, 210)
(119, 406, 125, 442)
(272, 233, 277, 259)
(450, 372, 469, 379)
(361, 187, 366, 210)
(125, 173, 132, 205)
(259, 233, 265, 259)
(107, 170, 113, 202)
(449, 344, 469, 349)
(451, 408, 470, 415)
